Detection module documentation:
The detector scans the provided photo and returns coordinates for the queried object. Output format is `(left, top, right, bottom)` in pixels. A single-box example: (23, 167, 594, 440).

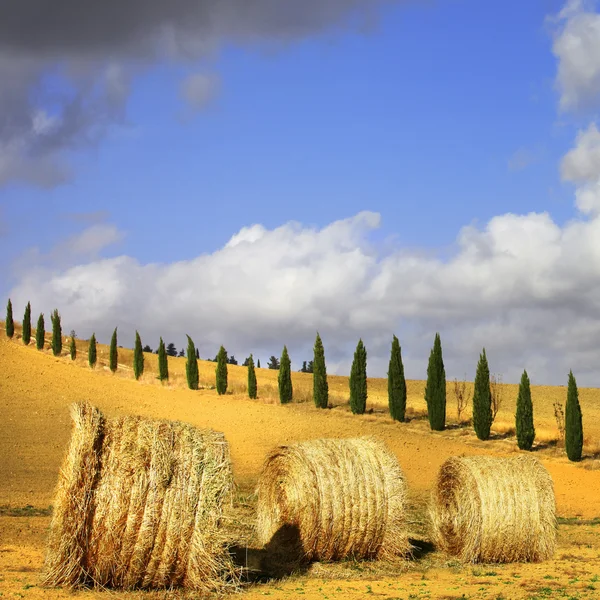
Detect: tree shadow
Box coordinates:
(531, 439, 559, 452)
(230, 524, 309, 582)
(488, 429, 515, 441)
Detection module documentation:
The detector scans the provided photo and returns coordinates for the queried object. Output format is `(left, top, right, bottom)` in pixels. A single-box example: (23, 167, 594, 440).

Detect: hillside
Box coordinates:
(1, 330, 600, 599)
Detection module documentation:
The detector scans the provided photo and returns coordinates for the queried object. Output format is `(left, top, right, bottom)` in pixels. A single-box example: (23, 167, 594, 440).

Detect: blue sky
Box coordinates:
(3, 0, 600, 385)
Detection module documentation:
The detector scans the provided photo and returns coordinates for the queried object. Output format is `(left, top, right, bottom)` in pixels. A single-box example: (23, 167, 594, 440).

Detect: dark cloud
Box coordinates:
(0, 1, 391, 56)
(0, 0, 400, 188)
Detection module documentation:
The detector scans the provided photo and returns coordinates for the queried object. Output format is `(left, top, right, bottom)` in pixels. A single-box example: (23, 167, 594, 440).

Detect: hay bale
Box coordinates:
(256, 437, 409, 561)
(42, 402, 237, 593)
(430, 455, 556, 563)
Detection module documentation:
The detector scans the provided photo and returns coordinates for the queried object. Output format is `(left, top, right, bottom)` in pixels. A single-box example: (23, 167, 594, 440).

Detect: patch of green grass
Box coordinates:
(557, 516, 600, 526)
(0, 504, 52, 517)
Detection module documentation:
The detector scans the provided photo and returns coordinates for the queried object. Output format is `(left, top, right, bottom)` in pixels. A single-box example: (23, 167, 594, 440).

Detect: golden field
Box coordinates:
(1, 323, 600, 600)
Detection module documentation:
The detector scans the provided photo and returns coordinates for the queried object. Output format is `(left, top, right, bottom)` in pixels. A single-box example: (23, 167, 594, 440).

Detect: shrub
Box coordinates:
(388, 334, 406, 422)
(313, 333, 329, 409)
(424, 333, 446, 430)
(349, 339, 367, 414)
(490, 373, 504, 424)
(453, 376, 470, 424)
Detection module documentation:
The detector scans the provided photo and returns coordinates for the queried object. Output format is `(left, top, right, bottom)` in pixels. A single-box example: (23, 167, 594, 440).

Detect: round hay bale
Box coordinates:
(42, 402, 238, 593)
(430, 455, 556, 563)
(256, 437, 409, 562)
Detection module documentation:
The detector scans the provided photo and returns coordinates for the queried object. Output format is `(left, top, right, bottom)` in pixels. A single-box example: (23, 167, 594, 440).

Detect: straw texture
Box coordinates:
(256, 437, 409, 561)
(430, 455, 556, 563)
(42, 402, 237, 593)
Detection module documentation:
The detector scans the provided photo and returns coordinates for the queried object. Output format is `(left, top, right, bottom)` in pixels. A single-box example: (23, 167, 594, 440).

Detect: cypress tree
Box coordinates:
(388, 334, 407, 422)
(216, 345, 228, 395)
(278, 345, 293, 404)
(109, 328, 118, 372)
(88, 333, 97, 368)
(133, 331, 144, 380)
(257, 358, 261, 368)
(472, 348, 492, 440)
(247, 354, 257, 399)
(51, 309, 62, 356)
(70, 333, 77, 360)
(313, 332, 329, 409)
(349, 339, 367, 414)
(515, 369, 535, 450)
(158, 337, 169, 381)
(35, 313, 45, 350)
(5, 298, 14, 338)
(565, 370, 583, 462)
(186, 335, 199, 390)
(424, 333, 446, 430)
(22, 302, 31, 345)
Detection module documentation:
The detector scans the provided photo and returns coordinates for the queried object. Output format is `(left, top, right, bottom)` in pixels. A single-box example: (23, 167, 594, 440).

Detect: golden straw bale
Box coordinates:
(430, 455, 556, 563)
(42, 402, 237, 593)
(256, 437, 409, 561)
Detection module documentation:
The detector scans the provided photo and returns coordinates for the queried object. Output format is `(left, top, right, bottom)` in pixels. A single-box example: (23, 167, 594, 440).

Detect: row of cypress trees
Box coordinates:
(5, 299, 65, 357)
(4, 298, 585, 459)
(424, 333, 584, 461)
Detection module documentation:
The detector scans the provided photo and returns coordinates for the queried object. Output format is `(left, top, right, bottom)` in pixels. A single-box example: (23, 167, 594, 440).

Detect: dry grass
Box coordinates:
(11, 321, 600, 446)
(430, 455, 556, 563)
(255, 437, 409, 562)
(42, 402, 238, 593)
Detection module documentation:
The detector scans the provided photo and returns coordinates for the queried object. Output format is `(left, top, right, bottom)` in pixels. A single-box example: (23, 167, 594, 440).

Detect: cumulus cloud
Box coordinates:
(552, 0, 600, 112)
(7, 210, 600, 386)
(562, 122, 600, 214)
(0, 0, 403, 188)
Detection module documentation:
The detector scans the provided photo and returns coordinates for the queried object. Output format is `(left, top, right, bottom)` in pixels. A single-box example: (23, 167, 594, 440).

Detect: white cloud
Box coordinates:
(561, 122, 600, 181)
(552, 0, 600, 112)
(7, 210, 600, 386)
(562, 122, 600, 214)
